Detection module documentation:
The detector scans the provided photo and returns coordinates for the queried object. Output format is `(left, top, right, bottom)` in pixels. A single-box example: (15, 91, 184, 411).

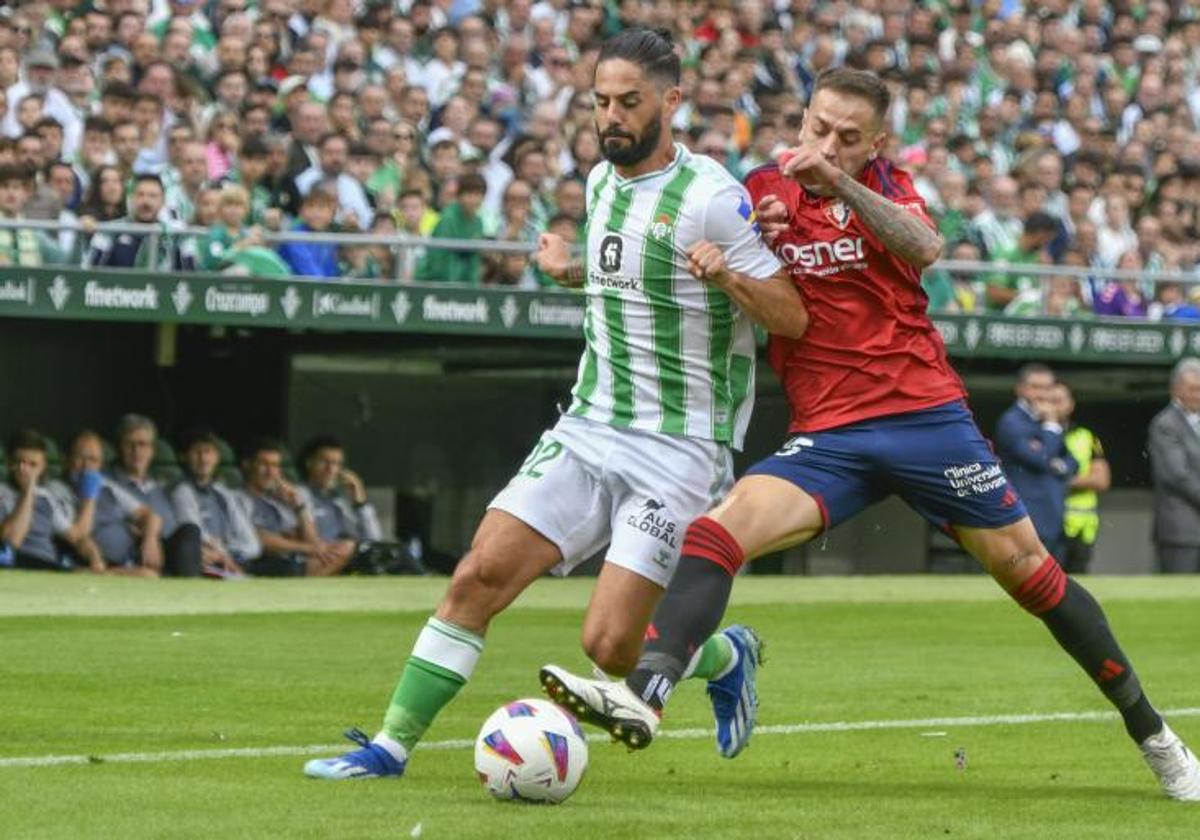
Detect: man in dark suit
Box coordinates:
(1147, 357, 1200, 573)
(995, 363, 1078, 561)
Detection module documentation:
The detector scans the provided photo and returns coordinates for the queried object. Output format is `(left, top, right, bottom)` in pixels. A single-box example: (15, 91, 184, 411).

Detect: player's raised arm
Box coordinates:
(690, 182, 808, 338)
(686, 241, 807, 338)
(534, 232, 586, 288)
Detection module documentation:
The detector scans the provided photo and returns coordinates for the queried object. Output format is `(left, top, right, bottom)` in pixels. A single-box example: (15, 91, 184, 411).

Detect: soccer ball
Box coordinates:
(474, 698, 589, 803)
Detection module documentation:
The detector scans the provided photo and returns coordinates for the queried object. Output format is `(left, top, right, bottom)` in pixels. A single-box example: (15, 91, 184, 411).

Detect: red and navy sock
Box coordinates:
(1015, 556, 1163, 743)
(625, 516, 745, 711)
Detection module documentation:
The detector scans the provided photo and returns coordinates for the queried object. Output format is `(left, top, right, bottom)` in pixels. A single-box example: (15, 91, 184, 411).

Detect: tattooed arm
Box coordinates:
(830, 170, 944, 270)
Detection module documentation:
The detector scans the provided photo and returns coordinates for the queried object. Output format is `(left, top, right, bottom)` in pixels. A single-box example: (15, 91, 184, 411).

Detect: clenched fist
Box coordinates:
(686, 240, 732, 287)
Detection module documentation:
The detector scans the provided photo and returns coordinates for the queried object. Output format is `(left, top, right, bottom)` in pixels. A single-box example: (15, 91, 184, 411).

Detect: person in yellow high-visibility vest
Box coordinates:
(1055, 383, 1111, 573)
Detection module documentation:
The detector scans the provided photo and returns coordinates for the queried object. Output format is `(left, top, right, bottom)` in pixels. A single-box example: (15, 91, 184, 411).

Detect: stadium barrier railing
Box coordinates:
(2, 219, 1200, 365)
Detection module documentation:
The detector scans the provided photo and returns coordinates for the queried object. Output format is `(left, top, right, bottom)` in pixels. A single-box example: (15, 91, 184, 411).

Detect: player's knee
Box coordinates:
(988, 544, 1050, 590)
(581, 628, 639, 676)
(443, 547, 509, 615)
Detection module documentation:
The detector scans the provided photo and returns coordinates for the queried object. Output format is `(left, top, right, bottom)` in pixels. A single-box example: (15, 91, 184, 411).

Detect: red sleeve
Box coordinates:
(742, 163, 785, 204)
(871, 159, 936, 231)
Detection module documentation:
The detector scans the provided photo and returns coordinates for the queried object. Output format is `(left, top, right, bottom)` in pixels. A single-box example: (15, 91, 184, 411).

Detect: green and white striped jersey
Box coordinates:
(567, 144, 783, 449)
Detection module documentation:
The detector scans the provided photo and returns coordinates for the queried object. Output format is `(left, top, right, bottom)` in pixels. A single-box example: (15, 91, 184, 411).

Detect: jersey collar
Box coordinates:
(612, 143, 687, 188)
(796, 160, 872, 205)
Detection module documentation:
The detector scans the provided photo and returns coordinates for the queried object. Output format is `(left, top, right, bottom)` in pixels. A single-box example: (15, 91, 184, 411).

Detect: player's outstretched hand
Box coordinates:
(754, 195, 790, 245)
(687, 240, 731, 287)
(534, 232, 571, 283)
(777, 145, 841, 194)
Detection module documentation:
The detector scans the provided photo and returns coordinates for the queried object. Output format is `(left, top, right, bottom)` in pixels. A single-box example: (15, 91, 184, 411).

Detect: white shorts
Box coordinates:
(488, 415, 735, 588)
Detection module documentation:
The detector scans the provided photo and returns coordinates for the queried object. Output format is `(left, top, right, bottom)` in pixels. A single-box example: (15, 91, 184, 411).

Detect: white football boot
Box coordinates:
(540, 664, 660, 750)
(1140, 723, 1200, 801)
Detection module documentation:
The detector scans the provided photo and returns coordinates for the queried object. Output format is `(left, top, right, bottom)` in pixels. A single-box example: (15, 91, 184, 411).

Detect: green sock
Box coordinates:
(684, 633, 736, 681)
(382, 617, 484, 751)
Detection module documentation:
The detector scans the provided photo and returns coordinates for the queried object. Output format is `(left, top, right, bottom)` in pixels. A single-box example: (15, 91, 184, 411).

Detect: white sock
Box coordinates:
(371, 731, 409, 762)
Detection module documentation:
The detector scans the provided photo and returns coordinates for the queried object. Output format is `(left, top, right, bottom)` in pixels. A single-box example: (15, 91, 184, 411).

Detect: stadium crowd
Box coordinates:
(0, 419, 427, 577)
(0, 0, 1198, 316)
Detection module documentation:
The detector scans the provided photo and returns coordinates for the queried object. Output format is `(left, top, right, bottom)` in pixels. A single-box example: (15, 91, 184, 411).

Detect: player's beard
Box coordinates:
(600, 112, 662, 167)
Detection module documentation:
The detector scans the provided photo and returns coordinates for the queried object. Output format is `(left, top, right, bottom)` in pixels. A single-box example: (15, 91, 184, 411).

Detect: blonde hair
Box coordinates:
(219, 183, 250, 208)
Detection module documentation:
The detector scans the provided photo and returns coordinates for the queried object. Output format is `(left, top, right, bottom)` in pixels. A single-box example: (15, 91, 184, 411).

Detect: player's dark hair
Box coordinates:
(179, 426, 221, 453)
(811, 68, 892, 121)
(298, 435, 343, 477)
(302, 434, 343, 460)
(6, 428, 47, 459)
(243, 436, 288, 463)
(597, 27, 680, 87)
(1016, 362, 1054, 385)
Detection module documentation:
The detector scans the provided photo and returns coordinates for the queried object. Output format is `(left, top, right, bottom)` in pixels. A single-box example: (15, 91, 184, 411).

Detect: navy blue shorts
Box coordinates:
(745, 401, 1028, 533)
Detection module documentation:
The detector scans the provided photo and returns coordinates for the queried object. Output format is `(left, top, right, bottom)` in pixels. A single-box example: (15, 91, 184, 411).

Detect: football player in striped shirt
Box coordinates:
(303, 28, 808, 781)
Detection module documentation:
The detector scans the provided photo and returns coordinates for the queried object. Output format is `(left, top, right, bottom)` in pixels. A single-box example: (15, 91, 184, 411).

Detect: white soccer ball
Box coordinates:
(474, 698, 589, 803)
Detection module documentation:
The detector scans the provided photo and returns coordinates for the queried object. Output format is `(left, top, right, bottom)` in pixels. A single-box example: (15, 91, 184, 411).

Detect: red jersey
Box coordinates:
(743, 159, 966, 433)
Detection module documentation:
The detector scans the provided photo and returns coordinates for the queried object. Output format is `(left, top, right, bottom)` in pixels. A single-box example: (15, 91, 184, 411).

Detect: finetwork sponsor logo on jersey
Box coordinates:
(84, 281, 159, 310)
(423, 295, 489, 323)
(205, 286, 270, 316)
(588, 271, 642, 292)
(625, 497, 678, 548)
(0, 278, 34, 305)
(528, 298, 585, 328)
(313, 291, 380, 319)
(777, 237, 866, 271)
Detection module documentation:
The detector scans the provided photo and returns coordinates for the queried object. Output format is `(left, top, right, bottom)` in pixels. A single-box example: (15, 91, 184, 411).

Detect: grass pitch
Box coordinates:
(1, 573, 1198, 839)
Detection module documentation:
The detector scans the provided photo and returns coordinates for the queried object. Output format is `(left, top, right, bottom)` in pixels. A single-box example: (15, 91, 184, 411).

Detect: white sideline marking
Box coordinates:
(3, 707, 1199, 770)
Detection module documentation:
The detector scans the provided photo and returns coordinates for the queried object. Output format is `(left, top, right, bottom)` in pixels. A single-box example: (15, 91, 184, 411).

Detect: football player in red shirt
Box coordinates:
(541, 69, 1199, 799)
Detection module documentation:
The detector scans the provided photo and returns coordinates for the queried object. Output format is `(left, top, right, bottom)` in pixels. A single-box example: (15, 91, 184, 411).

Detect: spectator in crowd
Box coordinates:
(1094, 251, 1149, 318)
(200, 184, 261, 271)
(239, 437, 354, 577)
(204, 110, 240, 182)
(0, 164, 70, 265)
(343, 214, 397, 280)
(171, 427, 258, 577)
(0, 429, 103, 573)
(922, 240, 983, 313)
(1147, 358, 1200, 574)
(77, 164, 125, 222)
(971, 175, 1022, 258)
(1150, 283, 1200, 322)
(278, 188, 339, 279)
(294, 131, 373, 230)
(106, 416, 203, 577)
(984, 212, 1061, 312)
(86, 173, 196, 270)
(165, 139, 210, 223)
(995, 363, 1078, 561)
(417, 172, 486, 284)
(1056, 383, 1111, 574)
(0, 0, 1194, 298)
